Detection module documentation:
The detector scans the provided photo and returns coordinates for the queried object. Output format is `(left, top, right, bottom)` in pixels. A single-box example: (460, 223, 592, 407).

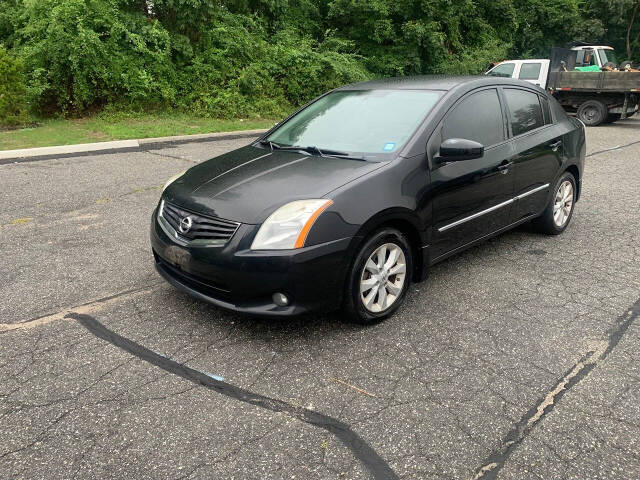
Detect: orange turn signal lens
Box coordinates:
(293, 200, 333, 248)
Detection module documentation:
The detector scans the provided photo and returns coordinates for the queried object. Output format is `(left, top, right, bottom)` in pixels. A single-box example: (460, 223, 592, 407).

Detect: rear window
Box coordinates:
(519, 63, 541, 80)
(504, 89, 545, 136)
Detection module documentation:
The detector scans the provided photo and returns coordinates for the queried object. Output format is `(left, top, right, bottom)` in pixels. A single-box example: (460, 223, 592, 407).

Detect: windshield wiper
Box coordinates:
(260, 141, 349, 156)
(304, 145, 354, 157)
(259, 139, 278, 150)
(259, 140, 368, 161)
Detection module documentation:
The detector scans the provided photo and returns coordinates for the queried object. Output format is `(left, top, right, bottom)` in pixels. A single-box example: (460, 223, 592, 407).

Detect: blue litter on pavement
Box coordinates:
(204, 371, 225, 382)
(154, 350, 224, 381)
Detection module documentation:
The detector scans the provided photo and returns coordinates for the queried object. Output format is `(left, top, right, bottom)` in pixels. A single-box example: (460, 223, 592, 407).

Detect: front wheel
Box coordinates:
(532, 172, 576, 235)
(343, 228, 412, 325)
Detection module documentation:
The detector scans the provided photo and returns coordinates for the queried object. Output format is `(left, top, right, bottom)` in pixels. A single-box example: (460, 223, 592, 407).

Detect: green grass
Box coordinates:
(0, 112, 277, 151)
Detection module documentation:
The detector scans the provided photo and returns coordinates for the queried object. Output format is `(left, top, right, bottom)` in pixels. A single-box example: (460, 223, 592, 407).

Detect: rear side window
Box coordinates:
(442, 89, 504, 147)
(519, 63, 541, 80)
(540, 96, 552, 124)
(504, 89, 544, 136)
(488, 63, 515, 78)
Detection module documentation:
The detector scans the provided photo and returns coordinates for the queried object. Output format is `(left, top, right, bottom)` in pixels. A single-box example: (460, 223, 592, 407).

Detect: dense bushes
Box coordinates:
(175, 14, 369, 118)
(0, 0, 638, 126)
(0, 45, 27, 126)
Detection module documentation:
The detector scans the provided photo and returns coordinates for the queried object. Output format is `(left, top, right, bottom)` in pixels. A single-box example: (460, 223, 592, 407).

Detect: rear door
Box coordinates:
(430, 87, 515, 259)
(503, 88, 563, 222)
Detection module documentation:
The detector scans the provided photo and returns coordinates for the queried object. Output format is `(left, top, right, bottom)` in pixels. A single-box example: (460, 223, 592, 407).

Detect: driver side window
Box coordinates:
(442, 89, 505, 148)
(488, 63, 515, 78)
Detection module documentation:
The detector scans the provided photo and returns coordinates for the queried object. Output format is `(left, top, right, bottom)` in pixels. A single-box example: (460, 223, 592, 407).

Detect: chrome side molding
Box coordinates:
(438, 183, 550, 232)
(514, 183, 550, 201)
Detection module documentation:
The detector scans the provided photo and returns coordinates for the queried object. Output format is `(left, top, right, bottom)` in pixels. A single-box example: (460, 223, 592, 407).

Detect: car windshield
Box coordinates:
(598, 49, 617, 66)
(265, 89, 443, 159)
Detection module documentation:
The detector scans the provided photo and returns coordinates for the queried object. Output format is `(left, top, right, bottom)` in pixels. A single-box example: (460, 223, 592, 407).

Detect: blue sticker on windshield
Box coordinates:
(383, 142, 396, 151)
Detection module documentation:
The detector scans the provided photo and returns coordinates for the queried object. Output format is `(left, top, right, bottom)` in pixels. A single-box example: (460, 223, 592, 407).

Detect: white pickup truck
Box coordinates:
(487, 46, 639, 126)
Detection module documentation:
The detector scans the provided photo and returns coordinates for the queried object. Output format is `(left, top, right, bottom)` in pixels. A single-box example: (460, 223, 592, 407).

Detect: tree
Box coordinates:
(627, 1, 640, 59)
(0, 45, 27, 127)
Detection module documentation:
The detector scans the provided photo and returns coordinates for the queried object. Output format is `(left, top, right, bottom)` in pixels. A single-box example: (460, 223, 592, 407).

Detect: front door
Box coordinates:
(430, 88, 515, 259)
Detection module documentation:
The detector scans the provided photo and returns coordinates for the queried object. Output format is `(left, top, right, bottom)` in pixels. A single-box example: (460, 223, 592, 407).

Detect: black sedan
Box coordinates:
(151, 76, 586, 324)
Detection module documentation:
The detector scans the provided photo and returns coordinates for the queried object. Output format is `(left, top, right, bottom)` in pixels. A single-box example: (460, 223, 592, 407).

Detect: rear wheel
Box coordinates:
(577, 100, 607, 126)
(532, 172, 576, 235)
(343, 228, 412, 325)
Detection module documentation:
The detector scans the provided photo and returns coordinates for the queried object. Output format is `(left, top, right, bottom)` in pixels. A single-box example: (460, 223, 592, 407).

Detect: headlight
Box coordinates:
(163, 170, 187, 192)
(251, 199, 333, 250)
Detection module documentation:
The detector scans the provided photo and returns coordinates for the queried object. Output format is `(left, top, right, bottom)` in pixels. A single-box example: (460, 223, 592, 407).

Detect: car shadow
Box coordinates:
(166, 220, 544, 339)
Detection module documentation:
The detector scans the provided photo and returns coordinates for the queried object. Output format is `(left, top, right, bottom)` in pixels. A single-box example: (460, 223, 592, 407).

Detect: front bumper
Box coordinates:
(150, 209, 351, 316)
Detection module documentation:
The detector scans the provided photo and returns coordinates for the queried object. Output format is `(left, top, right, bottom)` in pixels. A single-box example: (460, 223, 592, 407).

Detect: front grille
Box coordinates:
(160, 201, 240, 244)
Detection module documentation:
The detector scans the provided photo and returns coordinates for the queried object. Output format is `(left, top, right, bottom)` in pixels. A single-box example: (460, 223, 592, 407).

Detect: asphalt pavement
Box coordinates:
(1, 118, 639, 480)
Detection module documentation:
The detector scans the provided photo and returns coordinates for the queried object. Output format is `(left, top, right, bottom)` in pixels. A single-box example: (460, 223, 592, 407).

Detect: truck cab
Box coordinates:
(571, 45, 617, 69)
(487, 59, 550, 87)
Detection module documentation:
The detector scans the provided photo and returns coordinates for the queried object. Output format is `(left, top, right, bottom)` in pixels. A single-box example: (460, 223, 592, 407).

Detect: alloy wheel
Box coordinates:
(553, 180, 574, 227)
(360, 243, 406, 313)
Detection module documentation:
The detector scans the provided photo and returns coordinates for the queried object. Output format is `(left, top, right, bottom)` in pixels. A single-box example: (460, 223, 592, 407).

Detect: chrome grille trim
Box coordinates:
(157, 200, 240, 246)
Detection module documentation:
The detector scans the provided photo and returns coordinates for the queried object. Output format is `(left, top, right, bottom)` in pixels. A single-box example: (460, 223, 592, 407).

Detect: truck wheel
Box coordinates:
(577, 100, 607, 126)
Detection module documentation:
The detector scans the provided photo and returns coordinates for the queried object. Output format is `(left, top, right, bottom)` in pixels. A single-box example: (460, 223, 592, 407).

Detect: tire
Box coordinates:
(343, 228, 413, 325)
(577, 100, 607, 126)
(532, 172, 577, 235)
(604, 113, 621, 124)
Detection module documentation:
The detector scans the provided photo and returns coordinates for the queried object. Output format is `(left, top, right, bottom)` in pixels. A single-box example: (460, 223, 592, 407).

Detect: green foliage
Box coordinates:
(174, 12, 369, 118)
(7, 0, 176, 115)
(0, 45, 27, 127)
(0, 0, 638, 126)
(578, 0, 640, 61)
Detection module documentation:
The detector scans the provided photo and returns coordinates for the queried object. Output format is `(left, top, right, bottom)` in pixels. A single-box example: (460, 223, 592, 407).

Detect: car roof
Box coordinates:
(337, 75, 538, 91)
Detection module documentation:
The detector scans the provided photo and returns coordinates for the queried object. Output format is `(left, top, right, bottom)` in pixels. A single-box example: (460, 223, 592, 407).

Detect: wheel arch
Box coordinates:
(564, 164, 581, 201)
(347, 208, 427, 283)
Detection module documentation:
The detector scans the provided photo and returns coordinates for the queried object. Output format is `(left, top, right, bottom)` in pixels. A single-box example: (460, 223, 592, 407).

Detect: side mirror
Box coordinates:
(438, 138, 484, 162)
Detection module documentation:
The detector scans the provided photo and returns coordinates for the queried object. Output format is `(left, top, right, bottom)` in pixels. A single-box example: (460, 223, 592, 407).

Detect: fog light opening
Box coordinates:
(272, 293, 290, 307)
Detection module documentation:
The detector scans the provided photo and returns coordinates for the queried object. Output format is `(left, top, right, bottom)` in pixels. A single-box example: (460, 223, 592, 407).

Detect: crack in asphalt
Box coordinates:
(68, 312, 399, 480)
(471, 296, 640, 479)
(144, 149, 199, 164)
(586, 138, 640, 158)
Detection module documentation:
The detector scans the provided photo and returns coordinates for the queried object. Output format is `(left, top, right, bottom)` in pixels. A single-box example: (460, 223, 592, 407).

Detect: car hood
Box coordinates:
(163, 145, 384, 224)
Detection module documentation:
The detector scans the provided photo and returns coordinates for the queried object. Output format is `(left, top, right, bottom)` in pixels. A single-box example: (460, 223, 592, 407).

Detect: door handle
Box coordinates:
(497, 161, 513, 174)
(549, 140, 562, 151)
